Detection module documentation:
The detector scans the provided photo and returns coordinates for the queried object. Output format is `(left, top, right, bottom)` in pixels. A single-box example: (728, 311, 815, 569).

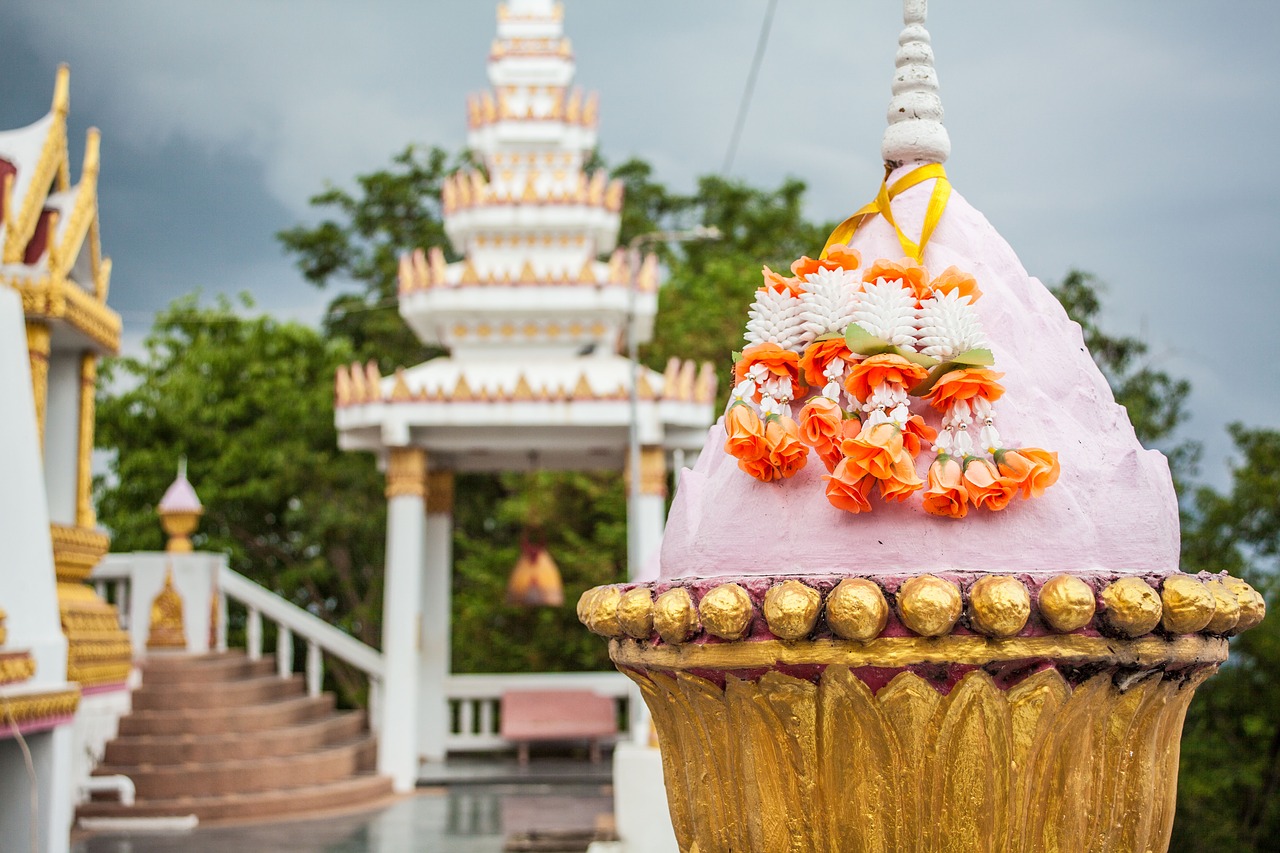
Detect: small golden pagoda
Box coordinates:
(0, 65, 131, 688)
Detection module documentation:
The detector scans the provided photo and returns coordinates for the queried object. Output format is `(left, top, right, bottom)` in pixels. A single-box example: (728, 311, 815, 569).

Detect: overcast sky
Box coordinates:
(2, 1, 1277, 488)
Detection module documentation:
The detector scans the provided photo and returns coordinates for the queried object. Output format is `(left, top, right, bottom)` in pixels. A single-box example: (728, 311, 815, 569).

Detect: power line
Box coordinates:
(722, 0, 779, 177)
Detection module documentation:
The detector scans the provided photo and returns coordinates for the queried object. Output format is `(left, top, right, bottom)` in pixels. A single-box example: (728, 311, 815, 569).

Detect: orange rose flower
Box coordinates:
(962, 457, 1017, 511)
(845, 354, 930, 403)
(922, 454, 969, 518)
(761, 265, 804, 297)
(818, 443, 844, 473)
(924, 367, 1006, 410)
(791, 255, 846, 280)
(841, 422, 905, 481)
(864, 257, 931, 303)
(724, 404, 767, 462)
(799, 337, 854, 388)
(823, 458, 875, 514)
(765, 416, 809, 479)
(734, 343, 805, 398)
(929, 266, 982, 302)
(878, 450, 924, 502)
(823, 243, 862, 272)
(995, 448, 1061, 499)
(798, 396, 843, 452)
(901, 414, 938, 458)
(739, 455, 780, 483)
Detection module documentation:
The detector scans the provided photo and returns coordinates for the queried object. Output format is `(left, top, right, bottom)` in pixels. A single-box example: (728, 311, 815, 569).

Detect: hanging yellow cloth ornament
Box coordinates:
(505, 540, 565, 608)
(821, 163, 952, 263)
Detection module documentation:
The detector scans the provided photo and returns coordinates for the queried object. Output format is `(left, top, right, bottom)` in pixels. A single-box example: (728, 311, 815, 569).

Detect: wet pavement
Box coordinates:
(73, 783, 614, 853)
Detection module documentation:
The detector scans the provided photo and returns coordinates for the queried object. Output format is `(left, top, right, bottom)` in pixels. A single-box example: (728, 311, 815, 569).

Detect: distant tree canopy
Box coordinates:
(96, 148, 1277, 849)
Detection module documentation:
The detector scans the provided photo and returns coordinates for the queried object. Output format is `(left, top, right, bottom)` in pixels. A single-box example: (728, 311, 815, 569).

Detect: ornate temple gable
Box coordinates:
(0, 66, 120, 354)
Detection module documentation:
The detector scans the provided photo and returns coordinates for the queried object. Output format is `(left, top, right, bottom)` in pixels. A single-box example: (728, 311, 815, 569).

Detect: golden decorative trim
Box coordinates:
(57, 577, 132, 687)
(24, 320, 50, 447)
(0, 686, 81, 730)
(9, 275, 122, 353)
(0, 651, 37, 686)
(582, 572, 1265, 646)
(426, 469, 455, 514)
(762, 580, 821, 641)
(50, 523, 109, 583)
(653, 589, 700, 645)
(611, 633, 1227, 672)
(76, 352, 97, 528)
(617, 588, 654, 640)
(630, 664, 1212, 853)
(385, 447, 427, 499)
(0, 607, 6, 646)
(624, 446, 667, 497)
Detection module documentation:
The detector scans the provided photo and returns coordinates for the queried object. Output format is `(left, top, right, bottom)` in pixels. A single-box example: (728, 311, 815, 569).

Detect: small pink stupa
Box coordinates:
(582, 3, 1265, 851)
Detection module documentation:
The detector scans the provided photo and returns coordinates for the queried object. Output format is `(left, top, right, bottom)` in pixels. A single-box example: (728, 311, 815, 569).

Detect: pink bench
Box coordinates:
(500, 690, 618, 766)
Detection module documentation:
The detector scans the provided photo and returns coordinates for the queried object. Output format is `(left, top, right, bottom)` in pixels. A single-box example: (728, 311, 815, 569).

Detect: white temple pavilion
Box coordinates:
(334, 0, 716, 791)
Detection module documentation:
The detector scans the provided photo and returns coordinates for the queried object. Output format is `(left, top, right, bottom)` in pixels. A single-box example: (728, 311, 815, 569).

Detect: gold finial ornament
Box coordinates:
(1037, 574, 1096, 632)
(1203, 580, 1242, 634)
(698, 583, 753, 640)
(897, 575, 962, 637)
(146, 567, 187, 650)
(576, 587, 602, 626)
(825, 578, 889, 641)
(157, 458, 204, 552)
(763, 581, 821, 640)
(1222, 576, 1266, 632)
(1101, 578, 1163, 637)
(587, 586, 624, 637)
(652, 588, 699, 645)
(967, 576, 1031, 638)
(1159, 575, 1215, 634)
(617, 588, 654, 639)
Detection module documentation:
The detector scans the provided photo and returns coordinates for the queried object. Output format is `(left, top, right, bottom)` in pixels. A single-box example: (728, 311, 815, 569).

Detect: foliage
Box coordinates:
(95, 295, 385, 700)
(1172, 424, 1280, 851)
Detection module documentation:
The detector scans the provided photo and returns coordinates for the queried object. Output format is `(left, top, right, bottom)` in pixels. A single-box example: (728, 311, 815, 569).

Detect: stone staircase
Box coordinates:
(77, 652, 393, 823)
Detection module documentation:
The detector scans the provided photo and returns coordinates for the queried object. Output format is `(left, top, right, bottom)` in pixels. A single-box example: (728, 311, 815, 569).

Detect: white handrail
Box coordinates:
(217, 567, 385, 679)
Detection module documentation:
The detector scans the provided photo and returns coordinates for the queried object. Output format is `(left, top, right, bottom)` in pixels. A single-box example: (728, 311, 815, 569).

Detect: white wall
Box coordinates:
(42, 350, 80, 527)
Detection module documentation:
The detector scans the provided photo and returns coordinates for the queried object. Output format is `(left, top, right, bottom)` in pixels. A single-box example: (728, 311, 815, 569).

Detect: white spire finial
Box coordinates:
(178, 455, 188, 481)
(881, 0, 951, 168)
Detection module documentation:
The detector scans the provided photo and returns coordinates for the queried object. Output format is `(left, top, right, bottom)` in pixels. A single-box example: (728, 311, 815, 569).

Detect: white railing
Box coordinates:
(444, 671, 631, 751)
(217, 567, 386, 712)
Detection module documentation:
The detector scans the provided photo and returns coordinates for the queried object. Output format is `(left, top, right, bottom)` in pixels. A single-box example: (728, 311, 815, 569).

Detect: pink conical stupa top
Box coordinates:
(658, 1, 1178, 581)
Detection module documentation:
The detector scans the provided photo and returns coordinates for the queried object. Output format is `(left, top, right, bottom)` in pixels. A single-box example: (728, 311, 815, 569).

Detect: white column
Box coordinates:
(418, 469, 454, 764)
(626, 446, 667, 744)
(380, 447, 426, 792)
(627, 446, 668, 581)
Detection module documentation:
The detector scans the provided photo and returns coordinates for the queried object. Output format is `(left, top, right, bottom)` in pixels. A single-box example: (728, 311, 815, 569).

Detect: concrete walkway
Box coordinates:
(73, 783, 613, 853)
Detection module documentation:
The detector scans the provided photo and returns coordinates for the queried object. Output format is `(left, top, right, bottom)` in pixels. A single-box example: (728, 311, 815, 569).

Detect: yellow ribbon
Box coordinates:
(820, 163, 952, 263)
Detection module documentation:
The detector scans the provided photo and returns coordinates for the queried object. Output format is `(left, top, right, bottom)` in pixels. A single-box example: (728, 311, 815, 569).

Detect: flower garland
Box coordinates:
(724, 245, 1059, 517)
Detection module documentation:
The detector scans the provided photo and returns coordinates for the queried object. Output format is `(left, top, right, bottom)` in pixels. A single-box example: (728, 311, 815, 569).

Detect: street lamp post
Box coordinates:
(625, 226, 722, 579)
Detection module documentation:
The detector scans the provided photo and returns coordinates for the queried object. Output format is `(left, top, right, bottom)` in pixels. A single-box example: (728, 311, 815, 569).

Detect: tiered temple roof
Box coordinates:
(338, 0, 714, 472)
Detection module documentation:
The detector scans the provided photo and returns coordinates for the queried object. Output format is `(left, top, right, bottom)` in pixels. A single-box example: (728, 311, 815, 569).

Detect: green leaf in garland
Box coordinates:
(951, 348, 995, 367)
(895, 349, 940, 368)
(844, 323, 894, 356)
(731, 350, 742, 363)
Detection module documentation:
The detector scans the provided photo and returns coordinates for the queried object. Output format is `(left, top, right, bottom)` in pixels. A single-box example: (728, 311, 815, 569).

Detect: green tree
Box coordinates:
(1171, 425, 1280, 851)
(95, 294, 385, 699)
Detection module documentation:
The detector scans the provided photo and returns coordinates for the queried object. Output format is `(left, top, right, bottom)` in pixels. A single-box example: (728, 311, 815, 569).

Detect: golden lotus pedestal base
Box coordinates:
(613, 634, 1226, 853)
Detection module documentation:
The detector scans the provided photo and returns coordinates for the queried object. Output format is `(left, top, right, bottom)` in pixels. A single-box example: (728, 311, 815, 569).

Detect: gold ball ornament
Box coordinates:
(1038, 575, 1096, 633)
(653, 588, 700, 645)
(1222, 576, 1266, 632)
(1203, 580, 1242, 634)
(1159, 575, 1215, 634)
(968, 576, 1031, 638)
(699, 584, 754, 640)
(588, 586, 624, 638)
(1100, 578, 1162, 637)
(826, 579, 889, 641)
(763, 581, 821, 640)
(898, 575, 963, 638)
(576, 587, 600, 626)
(617, 588, 655, 639)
